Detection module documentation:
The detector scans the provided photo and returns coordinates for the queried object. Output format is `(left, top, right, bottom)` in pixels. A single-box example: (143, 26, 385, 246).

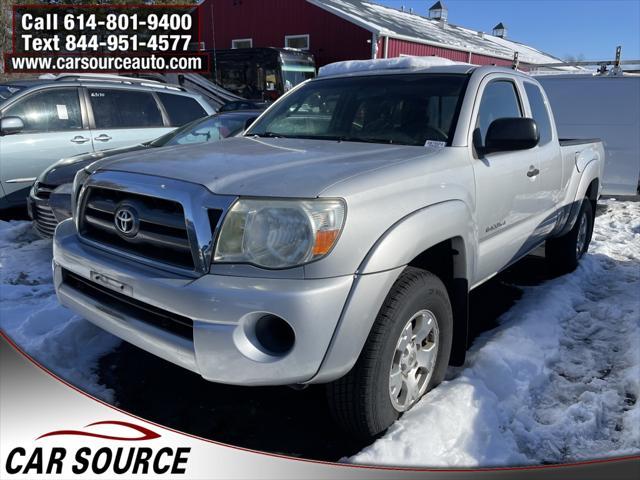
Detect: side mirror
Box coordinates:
(484, 117, 539, 154)
(0, 116, 25, 136)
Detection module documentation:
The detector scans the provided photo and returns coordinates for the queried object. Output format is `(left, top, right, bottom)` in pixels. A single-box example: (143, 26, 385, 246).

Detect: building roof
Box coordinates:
(429, 1, 446, 11)
(493, 22, 507, 30)
(307, 0, 564, 65)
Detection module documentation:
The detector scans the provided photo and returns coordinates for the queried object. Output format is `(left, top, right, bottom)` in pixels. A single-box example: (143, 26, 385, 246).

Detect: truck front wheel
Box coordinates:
(326, 267, 453, 440)
(546, 198, 594, 274)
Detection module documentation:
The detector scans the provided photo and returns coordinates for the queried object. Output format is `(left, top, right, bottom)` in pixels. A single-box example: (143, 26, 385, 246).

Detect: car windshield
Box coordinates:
(151, 114, 251, 147)
(247, 74, 468, 146)
(0, 85, 24, 101)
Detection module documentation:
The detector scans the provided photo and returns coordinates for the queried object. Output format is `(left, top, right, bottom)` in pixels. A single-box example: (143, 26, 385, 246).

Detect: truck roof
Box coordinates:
(317, 57, 478, 78)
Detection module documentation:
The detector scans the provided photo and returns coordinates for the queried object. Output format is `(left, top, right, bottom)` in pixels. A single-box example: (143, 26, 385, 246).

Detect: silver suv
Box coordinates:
(0, 74, 214, 209)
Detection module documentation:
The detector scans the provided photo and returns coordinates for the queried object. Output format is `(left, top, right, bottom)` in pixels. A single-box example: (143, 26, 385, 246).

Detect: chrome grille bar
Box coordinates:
(76, 171, 235, 276)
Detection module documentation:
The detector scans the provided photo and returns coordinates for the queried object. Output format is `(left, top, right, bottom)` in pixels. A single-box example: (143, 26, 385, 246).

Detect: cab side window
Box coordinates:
(476, 81, 522, 147)
(89, 89, 163, 129)
(524, 83, 552, 145)
(4, 88, 82, 133)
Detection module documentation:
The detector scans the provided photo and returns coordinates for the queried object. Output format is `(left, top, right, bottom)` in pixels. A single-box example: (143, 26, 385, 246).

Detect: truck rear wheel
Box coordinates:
(546, 198, 594, 274)
(326, 267, 453, 440)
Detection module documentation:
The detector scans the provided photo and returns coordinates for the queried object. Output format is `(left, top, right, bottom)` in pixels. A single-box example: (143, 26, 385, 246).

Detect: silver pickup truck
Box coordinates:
(53, 61, 604, 439)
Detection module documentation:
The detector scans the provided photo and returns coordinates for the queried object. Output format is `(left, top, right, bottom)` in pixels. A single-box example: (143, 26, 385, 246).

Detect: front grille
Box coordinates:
(32, 203, 58, 237)
(62, 269, 193, 340)
(34, 182, 57, 200)
(79, 187, 195, 270)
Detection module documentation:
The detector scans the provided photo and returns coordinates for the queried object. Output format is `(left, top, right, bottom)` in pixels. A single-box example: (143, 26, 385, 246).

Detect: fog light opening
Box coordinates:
(254, 315, 295, 356)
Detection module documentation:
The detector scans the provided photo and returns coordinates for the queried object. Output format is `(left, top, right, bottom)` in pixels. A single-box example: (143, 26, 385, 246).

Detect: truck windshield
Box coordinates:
(247, 74, 468, 146)
(0, 85, 24, 101)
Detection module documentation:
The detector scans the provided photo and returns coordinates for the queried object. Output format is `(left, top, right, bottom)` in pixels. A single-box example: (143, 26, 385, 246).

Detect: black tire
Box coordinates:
(545, 198, 594, 274)
(326, 267, 453, 440)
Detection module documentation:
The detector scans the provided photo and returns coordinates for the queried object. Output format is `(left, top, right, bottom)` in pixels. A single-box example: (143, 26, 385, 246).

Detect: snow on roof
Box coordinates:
(307, 0, 565, 65)
(318, 56, 469, 77)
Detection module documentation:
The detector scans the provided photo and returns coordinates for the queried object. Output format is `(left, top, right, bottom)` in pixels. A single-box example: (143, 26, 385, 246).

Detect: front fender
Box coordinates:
(358, 200, 475, 280)
(309, 200, 475, 383)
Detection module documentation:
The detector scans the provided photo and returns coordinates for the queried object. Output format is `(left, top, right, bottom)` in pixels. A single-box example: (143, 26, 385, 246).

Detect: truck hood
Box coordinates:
(95, 137, 441, 197)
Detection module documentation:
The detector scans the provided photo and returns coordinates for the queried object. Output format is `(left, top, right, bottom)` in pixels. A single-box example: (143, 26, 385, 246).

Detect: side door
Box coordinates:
(522, 81, 563, 229)
(0, 87, 92, 205)
(470, 76, 542, 285)
(85, 87, 174, 150)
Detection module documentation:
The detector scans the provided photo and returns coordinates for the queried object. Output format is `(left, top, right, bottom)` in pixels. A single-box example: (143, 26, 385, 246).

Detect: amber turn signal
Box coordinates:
(312, 229, 340, 256)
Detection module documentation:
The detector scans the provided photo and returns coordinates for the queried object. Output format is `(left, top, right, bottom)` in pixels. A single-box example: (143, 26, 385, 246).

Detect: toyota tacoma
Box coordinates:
(53, 60, 604, 439)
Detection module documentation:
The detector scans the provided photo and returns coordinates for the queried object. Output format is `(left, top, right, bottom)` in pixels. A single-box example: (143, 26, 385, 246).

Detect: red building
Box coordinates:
(197, 0, 564, 69)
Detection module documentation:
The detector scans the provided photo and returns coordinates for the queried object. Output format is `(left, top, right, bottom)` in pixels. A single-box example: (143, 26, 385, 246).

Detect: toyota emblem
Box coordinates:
(114, 205, 139, 238)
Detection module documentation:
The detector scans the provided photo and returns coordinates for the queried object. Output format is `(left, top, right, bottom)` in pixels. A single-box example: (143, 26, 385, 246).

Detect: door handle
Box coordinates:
(527, 166, 540, 178)
(94, 134, 112, 142)
(70, 135, 90, 144)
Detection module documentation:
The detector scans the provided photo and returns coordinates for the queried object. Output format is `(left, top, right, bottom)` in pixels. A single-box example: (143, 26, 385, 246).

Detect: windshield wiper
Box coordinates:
(337, 136, 395, 145)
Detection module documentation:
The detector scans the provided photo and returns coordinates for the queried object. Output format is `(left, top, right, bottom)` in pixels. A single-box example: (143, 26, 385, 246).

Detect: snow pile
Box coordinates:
(319, 56, 463, 77)
(351, 200, 640, 466)
(0, 201, 638, 466)
(0, 221, 120, 401)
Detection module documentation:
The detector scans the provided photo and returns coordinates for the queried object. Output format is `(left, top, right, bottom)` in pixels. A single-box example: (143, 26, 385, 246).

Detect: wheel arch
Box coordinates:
(310, 201, 474, 383)
(558, 168, 600, 237)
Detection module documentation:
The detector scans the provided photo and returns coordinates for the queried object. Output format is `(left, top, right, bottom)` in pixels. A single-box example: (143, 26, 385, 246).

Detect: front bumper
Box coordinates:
(53, 219, 357, 386)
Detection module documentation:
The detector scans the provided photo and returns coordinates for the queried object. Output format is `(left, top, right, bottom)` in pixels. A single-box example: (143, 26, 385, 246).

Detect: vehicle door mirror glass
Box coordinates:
(0, 116, 25, 135)
(484, 117, 539, 153)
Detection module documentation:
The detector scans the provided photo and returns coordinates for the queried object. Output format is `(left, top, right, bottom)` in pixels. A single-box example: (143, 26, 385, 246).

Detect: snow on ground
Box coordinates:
(351, 199, 640, 467)
(0, 201, 638, 466)
(0, 221, 120, 401)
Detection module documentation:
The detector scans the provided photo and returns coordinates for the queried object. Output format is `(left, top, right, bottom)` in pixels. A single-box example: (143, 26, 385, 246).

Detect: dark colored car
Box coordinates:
(29, 109, 263, 237)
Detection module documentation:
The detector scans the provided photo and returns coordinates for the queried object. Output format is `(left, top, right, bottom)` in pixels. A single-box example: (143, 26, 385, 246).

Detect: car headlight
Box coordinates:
(214, 198, 346, 269)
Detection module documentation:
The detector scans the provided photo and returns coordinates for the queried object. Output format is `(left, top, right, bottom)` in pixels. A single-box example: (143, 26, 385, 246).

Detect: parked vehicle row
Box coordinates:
(0, 75, 215, 209)
(51, 60, 604, 440)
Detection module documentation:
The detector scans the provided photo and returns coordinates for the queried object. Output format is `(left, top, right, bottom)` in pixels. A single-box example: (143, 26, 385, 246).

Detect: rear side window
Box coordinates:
(4, 88, 82, 132)
(158, 93, 208, 126)
(89, 89, 163, 129)
(476, 80, 522, 145)
(524, 83, 552, 145)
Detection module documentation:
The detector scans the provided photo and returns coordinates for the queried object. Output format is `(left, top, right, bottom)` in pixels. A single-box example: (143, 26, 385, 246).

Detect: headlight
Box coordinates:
(214, 198, 346, 269)
(52, 183, 73, 195)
